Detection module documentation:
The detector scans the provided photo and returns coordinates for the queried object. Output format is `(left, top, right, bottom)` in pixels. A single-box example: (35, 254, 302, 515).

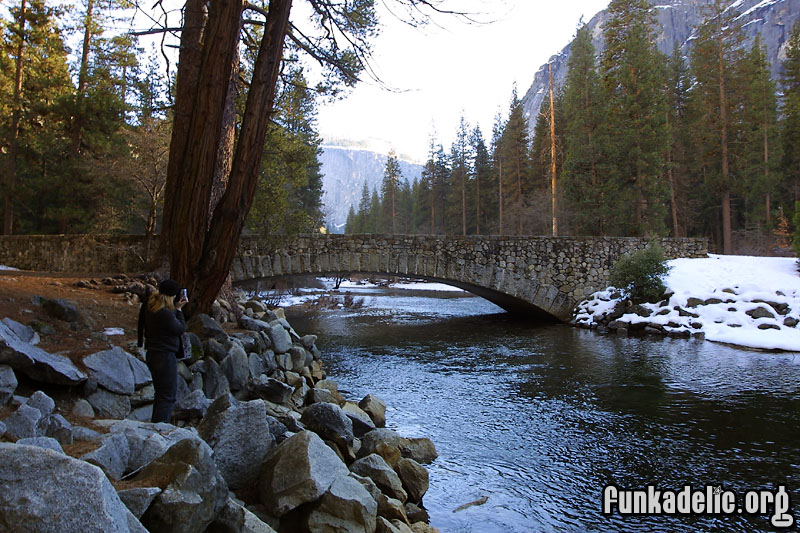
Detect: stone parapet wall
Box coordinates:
(235, 235, 709, 320)
(0, 233, 708, 320)
(0, 234, 153, 274)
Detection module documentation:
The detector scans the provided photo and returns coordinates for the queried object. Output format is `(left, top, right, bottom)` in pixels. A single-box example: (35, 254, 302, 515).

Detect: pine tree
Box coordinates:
(0, 0, 73, 234)
(469, 125, 492, 234)
(781, 22, 800, 207)
(380, 150, 402, 233)
(689, 0, 746, 253)
(664, 42, 694, 237)
(738, 34, 781, 231)
(247, 66, 325, 235)
(500, 85, 531, 234)
(600, 0, 669, 237)
(448, 115, 470, 235)
(562, 23, 611, 235)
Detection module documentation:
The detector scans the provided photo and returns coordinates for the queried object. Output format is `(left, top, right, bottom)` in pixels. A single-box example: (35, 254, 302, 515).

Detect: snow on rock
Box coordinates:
(573, 254, 800, 352)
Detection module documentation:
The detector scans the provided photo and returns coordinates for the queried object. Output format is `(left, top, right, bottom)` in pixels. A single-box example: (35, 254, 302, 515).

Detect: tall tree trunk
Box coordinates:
(71, 0, 94, 156)
(188, 0, 293, 313)
(717, 13, 732, 254)
(763, 83, 771, 228)
(4, 0, 26, 235)
(430, 181, 434, 234)
(476, 171, 480, 235)
(156, 0, 207, 269)
(461, 171, 466, 236)
(498, 160, 504, 234)
(666, 111, 680, 237)
(391, 185, 396, 234)
(549, 63, 558, 237)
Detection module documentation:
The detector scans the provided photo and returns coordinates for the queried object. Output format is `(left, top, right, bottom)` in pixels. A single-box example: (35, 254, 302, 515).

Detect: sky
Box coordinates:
(312, 0, 612, 162)
(39, 0, 611, 163)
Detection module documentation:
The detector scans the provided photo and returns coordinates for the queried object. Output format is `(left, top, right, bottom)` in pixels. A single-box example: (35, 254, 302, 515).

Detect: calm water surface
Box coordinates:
(286, 287, 800, 532)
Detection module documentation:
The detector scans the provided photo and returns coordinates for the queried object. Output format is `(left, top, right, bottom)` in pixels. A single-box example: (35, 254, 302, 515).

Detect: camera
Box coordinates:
(180, 288, 188, 302)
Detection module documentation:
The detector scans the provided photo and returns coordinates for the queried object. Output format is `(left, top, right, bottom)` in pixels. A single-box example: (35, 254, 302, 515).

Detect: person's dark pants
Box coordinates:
(146, 350, 177, 423)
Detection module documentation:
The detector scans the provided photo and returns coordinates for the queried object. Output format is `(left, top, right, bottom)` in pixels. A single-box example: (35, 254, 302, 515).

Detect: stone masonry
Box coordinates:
(232, 235, 708, 320)
(0, 234, 708, 321)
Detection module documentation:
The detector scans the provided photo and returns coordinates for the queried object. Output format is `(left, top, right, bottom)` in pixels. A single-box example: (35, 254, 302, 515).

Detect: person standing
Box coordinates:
(137, 279, 187, 423)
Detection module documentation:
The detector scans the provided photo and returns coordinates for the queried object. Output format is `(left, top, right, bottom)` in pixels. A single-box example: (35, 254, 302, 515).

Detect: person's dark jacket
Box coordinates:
(137, 304, 186, 354)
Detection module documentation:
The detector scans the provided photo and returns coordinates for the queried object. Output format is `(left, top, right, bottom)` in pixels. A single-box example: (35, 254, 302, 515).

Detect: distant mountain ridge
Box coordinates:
(320, 145, 423, 233)
(521, 0, 800, 135)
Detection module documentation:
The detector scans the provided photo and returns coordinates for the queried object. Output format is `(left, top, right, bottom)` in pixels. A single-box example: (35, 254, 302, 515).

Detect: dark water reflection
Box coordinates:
(287, 288, 800, 532)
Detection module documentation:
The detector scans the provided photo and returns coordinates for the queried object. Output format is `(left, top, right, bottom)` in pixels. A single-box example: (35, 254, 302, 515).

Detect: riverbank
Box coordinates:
(572, 254, 800, 352)
(0, 271, 440, 532)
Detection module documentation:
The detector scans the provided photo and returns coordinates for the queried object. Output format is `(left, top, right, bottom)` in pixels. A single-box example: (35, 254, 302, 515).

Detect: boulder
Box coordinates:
(747, 306, 776, 320)
(130, 384, 155, 408)
(136, 438, 229, 533)
(239, 315, 272, 334)
(349, 454, 407, 503)
(4, 403, 43, 440)
(73, 426, 102, 442)
(359, 394, 386, 428)
(1, 318, 39, 345)
(221, 344, 250, 392)
(40, 298, 81, 322)
(378, 495, 409, 524)
(103, 420, 198, 473)
(0, 443, 143, 532)
(249, 375, 294, 405)
(173, 389, 211, 420)
(399, 437, 438, 465)
(127, 352, 153, 388)
(267, 324, 292, 354)
(0, 321, 87, 386)
(0, 365, 17, 405)
(300, 402, 355, 453)
(88, 389, 132, 420)
(41, 414, 73, 445)
(83, 346, 137, 395)
(301, 334, 318, 349)
(26, 390, 55, 417)
(309, 387, 335, 405)
(359, 429, 402, 459)
(395, 458, 429, 504)
(82, 433, 131, 481)
(203, 338, 228, 363)
(187, 313, 228, 342)
(258, 430, 349, 517)
(16, 436, 64, 454)
(343, 402, 377, 438)
(203, 358, 231, 400)
(306, 474, 378, 533)
(209, 498, 278, 533)
(197, 395, 276, 489)
(289, 346, 308, 371)
(117, 487, 162, 519)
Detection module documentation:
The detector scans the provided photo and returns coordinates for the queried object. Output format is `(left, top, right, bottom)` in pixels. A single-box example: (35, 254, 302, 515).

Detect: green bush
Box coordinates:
(609, 242, 672, 303)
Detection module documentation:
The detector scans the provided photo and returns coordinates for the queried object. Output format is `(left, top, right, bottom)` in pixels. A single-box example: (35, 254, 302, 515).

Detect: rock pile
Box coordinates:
(0, 285, 439, 533)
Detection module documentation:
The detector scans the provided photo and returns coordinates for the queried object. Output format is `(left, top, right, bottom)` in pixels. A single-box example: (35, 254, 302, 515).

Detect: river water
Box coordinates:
(285, 285, 800, 532)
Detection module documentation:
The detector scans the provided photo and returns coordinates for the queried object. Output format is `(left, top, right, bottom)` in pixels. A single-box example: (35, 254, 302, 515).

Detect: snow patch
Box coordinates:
(574, 255, 800, 352)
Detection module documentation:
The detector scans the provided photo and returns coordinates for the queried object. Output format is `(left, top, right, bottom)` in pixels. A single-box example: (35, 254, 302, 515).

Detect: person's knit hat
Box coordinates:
(158, 279, 180, 297)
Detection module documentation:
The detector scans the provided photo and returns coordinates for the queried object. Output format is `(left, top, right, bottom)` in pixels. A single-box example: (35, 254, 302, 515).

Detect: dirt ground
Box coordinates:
(0, 269, 142, 362)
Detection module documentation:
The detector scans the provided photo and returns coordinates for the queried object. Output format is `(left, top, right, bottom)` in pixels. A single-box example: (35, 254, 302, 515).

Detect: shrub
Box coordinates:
(609, 242, 672, 303)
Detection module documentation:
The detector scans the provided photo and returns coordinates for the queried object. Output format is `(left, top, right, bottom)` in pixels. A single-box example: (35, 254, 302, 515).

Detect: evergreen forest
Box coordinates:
(0, 0, 324, 239)
(2, 0, 800, 258)
(346, 0, 800, 256)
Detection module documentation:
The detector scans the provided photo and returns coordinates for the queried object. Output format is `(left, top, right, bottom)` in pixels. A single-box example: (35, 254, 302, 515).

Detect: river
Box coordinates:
(284, 284, 800, 532)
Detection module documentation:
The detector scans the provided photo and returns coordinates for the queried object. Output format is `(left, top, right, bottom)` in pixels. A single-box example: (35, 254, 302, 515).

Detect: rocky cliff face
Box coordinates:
(521, 0, 800, 136)
(320, 146, 423, 233)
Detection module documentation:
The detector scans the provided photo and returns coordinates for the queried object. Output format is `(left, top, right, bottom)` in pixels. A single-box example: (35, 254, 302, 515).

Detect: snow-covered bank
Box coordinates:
(262, 278, 465, 308)
(574, 255, 800, 352)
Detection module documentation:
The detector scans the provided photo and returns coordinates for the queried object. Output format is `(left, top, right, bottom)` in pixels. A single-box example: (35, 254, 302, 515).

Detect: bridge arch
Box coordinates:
(231, 234, 708, 321)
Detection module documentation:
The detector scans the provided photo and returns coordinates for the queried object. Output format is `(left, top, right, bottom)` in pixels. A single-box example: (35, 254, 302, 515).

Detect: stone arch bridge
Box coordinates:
(232, 235, 708, 321)
(0, 234, 707, 321)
